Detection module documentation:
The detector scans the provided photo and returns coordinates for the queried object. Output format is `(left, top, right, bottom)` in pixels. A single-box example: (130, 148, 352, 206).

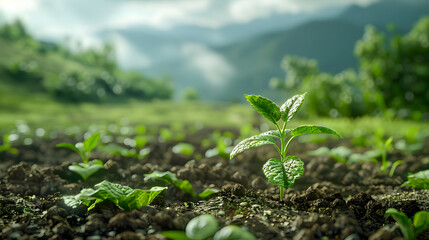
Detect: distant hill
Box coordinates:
(213, 0, 429, 101)
(217, 19, 363, 97)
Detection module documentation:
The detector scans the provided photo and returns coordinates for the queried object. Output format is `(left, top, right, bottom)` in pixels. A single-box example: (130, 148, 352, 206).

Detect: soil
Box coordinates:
(1, 128, 428, 240)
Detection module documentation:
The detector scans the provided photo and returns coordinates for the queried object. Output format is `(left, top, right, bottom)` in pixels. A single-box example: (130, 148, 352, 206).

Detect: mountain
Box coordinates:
(95, 0, 429, 101)
(214, 0, 429, 101)
(340, 0, 429, 31)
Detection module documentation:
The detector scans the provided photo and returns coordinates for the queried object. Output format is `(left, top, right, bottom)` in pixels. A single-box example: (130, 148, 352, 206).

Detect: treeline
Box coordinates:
(272, 17, 429, 120)
(0, 20, 173, 102)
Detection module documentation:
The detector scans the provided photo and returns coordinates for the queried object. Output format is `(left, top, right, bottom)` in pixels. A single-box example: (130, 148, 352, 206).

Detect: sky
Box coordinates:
(0, 0, 377, 46)
(0, 0, 379, 91)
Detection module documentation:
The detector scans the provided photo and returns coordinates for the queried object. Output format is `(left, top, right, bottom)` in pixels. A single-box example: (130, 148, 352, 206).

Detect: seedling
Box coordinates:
(57, 132, 104, 180)
(205, 131, 234, 159)
(230, 93, 341, 199)
(370, 137, 403, 176)
(144, 170, 219, 200)
(99, 143, 150, 159)
(401, 170, 429, 190)
(172, 143, 195, 156)
(63, 180, 167, 211)
(161, 214, 256, 240)
(385, 208, 429, 240)
(0, 133, 18, 154)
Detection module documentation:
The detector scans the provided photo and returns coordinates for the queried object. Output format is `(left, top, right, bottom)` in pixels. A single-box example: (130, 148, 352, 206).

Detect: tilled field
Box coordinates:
(0, 128, 428, 240)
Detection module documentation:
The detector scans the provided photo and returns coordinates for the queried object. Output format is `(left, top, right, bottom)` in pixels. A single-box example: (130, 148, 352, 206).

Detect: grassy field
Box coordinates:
(1, 81, 428, 139)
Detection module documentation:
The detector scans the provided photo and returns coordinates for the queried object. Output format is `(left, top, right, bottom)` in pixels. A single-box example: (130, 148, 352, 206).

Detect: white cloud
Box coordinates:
(109, 34, 152, 69)
(181, 43, 234, 87)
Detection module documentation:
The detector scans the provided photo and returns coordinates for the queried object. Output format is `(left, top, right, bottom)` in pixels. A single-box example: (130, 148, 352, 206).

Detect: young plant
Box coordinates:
(144, 170, 219, 200)
(230, 93, 341, 199)
(401, 169, 429, 190)
(63, 180, 167, 211)
(161, 214, 256, 240)
(370, 137, 403, 176)
(385, 208, 429, 240)
(0, 133, 18, 154)
(57, 132, 104, 180)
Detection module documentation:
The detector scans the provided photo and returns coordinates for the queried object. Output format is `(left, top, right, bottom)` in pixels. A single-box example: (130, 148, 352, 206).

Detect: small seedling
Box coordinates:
(161, 214, 256, 240)
(0, 133, 19, 155)
(385, 208, 429, 240)
(370, 137, 403, 176)
(230, 93, 341, 199)
(63, 180, 166, 211)
(57, 132, 104, 180)
(99, 143, 150, 159)
(172, 143, 195, 156)
(401, 170, 429, 190)
(144, 170, 219, 200)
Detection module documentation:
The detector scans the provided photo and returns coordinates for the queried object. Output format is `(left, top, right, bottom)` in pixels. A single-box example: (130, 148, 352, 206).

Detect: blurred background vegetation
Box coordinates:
(0, 0, 428, 134)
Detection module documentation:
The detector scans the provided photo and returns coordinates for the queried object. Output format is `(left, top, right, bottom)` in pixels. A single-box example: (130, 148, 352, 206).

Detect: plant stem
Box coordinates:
(276, 121, 288, 200)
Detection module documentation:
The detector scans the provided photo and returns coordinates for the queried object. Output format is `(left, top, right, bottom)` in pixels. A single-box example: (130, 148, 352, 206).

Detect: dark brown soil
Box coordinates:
(1, 128, 428, 240)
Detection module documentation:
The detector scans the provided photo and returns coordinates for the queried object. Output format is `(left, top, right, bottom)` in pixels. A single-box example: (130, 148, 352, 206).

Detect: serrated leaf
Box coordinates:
(68, 160, 104, 180)
(121, 187, 167, 210)
(292, 125, 342, 138)
(186, 214, 218, 240)
(414, 211, 429, 233)
(64, 180, 167, 211)
(83, 132, 100, 152)
(57, 143, 80, 154)
(245, 95, 281, 124)
(230, 130, 280, 159)
(280, 93, 306, 122)
(262, 157, 304, 189)
(385, 208, 415, 240)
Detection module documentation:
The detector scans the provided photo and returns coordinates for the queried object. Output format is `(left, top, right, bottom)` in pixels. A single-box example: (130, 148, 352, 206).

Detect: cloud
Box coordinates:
(109, 34, 152, 69)
(181, 43, 234, 87)
(0, 0, 379, 32)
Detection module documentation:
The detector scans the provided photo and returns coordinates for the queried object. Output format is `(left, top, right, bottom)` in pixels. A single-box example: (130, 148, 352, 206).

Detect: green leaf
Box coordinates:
(185, 214, 218, 240)
(64, 180, 167, 211)
(213, 225, 257, 240)
(198, 188, 219, 200)
(83, 132, 100, 152)
(385, 208, 415, 240)
(144, 171, 196, 198)
(291, 125, 342, 138)
(68, 160, 104, 180)
(244, 95, 281, 124)
(262, 157, 304, 189)
(402, 170, 429, 190)
(57, 143, 80, 154)
(172, 143, 195, 156)
(161, 231, 192, 240)
(230, 130, 280, 159)
(414, 211, 429, 233)
(280, 92, 306, 122)
(120, 187, 167, 211)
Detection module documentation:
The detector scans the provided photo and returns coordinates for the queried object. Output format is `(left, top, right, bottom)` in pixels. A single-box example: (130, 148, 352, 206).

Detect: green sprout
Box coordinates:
(144, 170, 219, 200)
(385, 208, 429, 240)
(370, 137, 404, 176)
(0, 133, 19, 155)
(401, 170, 429, 190)
(63, 180, 167, 211)
(230, 93, 341, 199)
(57, 132, 104, 180)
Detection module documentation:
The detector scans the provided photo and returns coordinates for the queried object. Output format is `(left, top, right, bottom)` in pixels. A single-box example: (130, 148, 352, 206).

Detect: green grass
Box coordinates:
(0, 82, 253, 132)
(1, 81, 428, 138)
